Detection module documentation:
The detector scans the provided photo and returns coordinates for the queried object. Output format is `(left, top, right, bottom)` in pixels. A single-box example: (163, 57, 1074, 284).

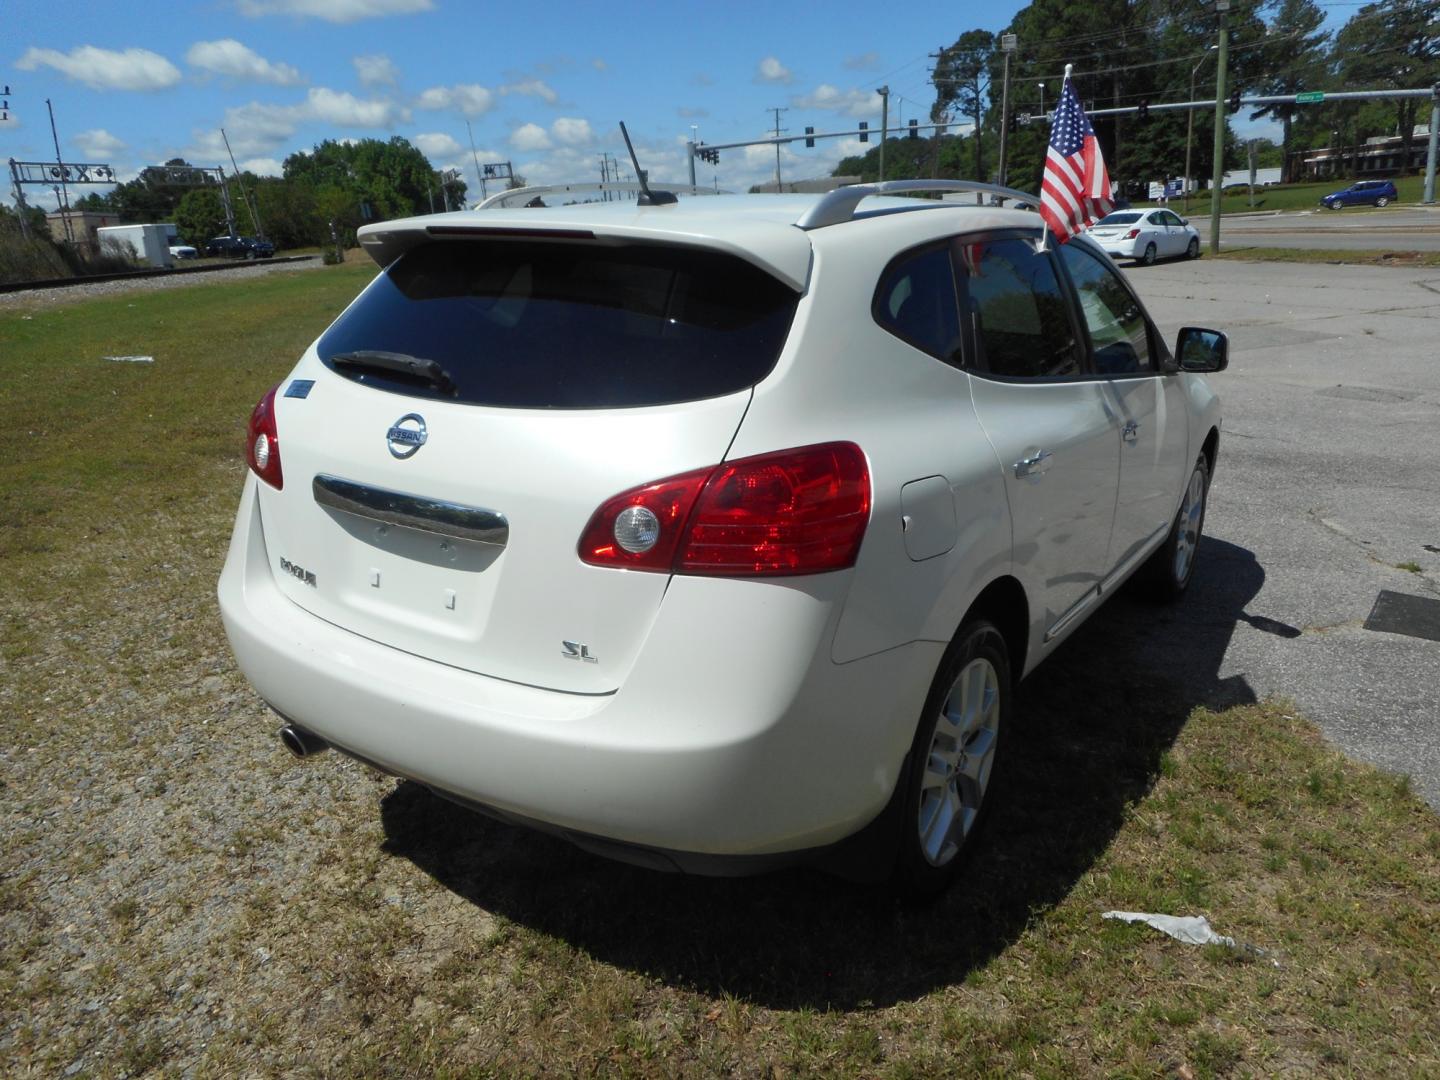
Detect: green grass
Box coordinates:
(1136, 175, 1435, 216)
(1213, 248, 1440, 267)
(1, 266, 1438, 1076)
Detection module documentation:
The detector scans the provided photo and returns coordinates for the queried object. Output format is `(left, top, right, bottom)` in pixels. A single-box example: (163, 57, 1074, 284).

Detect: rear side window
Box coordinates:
(318, 240, 799, 408)
(873, 243, 962, 364)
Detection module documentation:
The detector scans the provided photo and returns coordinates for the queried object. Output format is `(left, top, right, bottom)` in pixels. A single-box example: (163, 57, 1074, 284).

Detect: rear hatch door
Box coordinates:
(254, 236, 800, 694)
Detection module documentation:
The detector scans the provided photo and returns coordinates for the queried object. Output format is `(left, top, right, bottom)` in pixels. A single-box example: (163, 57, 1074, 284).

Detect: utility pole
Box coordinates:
(45, 99, 73, 243)
(767, 107, 787, 190)
(688, 124, 698, 187)
(1185, 46, 1218, 213)
(997, 33, 1017, 187)
(877, 86, 890, 181)
(1208, 0, 1230, 255)
(222, 128, 264, 239)
(466, 120, 484, 208)
(1425, 83, 1439, 204)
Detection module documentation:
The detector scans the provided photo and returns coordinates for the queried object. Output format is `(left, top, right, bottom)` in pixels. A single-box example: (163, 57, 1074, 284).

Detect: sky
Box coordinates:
(3, 0, 1288, 212)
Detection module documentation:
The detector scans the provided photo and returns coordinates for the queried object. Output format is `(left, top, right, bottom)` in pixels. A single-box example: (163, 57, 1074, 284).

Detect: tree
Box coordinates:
(174, 187, 254, 247)
(283, 136, 466, 222)
(1251, 0, 1330, 181)
(932, 30, 996, 179)
(1334, 0, 1440, 174)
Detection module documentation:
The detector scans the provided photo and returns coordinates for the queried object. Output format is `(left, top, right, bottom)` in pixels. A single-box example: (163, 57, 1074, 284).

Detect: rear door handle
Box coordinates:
(1014, 449, 1054, 479)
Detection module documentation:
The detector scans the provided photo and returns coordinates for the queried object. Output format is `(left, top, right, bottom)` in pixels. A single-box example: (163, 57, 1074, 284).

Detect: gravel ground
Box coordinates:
(0, 258, 325, 311)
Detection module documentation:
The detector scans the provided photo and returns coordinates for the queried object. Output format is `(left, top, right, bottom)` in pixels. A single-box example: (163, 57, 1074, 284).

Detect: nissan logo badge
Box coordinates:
(386, 413, 428, 459)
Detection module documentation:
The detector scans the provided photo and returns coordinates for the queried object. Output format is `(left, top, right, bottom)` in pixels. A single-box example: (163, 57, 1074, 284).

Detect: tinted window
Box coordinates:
(1097, 212, 1142, 225)
(873, 243, 962, 364)
(961, 238, 1078, 378)
(1060, 243, 1153, 375)
(317, 241, 799, 409)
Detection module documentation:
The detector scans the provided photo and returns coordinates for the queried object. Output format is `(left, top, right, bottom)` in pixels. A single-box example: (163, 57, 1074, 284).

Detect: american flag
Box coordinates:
(1039, 75, 1113, 243)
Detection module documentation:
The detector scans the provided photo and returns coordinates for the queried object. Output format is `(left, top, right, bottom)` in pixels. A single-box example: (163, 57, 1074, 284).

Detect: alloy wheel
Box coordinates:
(917, 657, 1000, 867)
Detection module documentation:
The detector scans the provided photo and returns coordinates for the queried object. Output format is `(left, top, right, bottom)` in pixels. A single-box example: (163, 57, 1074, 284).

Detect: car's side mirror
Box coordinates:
(1175, 327, 1228, 372)
(1178, 217, 1189, 226)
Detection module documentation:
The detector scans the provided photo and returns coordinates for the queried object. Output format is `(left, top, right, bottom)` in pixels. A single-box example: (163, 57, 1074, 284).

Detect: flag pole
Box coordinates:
(1037, 64, 1074, 253)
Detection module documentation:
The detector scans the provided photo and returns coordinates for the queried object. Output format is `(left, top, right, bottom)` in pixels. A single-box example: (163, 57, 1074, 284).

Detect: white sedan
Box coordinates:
(1088, 209, 1201, 265)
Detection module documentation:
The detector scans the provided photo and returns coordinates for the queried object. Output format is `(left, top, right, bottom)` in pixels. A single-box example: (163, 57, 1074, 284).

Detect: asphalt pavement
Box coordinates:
(1214, 204, 1440, 251)
(1083, 258, 1440, 809)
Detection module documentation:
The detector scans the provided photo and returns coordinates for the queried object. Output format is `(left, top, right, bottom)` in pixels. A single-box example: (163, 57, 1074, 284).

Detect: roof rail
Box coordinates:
(795, 179, 1038, 230)
(475, 181, 730, 211)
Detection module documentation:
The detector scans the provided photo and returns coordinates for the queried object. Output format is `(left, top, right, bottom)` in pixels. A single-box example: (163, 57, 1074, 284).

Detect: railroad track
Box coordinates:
(0, 254, 320, 295)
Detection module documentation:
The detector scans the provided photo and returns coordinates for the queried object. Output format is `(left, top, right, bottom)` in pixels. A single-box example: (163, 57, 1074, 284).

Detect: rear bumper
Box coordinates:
(1095, 238, 1139, 258)
(218, 476, 941, 859)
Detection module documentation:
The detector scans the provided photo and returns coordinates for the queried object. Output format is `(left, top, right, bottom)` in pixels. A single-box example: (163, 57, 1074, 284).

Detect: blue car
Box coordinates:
(1320, 179, 1397, 209)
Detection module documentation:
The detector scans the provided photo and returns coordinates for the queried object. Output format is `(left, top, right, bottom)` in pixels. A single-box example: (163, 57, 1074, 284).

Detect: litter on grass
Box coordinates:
(103, 355, 154, 363)
(1102, 911, 1279, 965)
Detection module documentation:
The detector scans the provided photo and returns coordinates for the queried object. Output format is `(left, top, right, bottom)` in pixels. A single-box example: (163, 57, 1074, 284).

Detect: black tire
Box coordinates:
(1186, 237, 1200, 260)
(1375, 196, 1389, 208)
(895, 618, 1011, 899)
(1140, 242, 1158, 266)
(1328, 200, 1343, 210)
(1144, 455, 1210, 601)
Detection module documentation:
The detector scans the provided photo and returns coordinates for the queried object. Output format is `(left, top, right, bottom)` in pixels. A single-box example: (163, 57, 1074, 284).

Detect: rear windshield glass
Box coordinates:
(1096, 212, 1142, 225)
(317, 240, 800, 408)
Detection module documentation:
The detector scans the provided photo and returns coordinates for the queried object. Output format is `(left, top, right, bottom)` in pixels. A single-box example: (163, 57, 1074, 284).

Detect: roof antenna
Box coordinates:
(618, 121, 678, 206)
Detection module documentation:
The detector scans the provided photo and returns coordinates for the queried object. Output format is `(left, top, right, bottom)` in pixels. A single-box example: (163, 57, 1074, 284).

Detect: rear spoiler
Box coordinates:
(475, 181, 730, 210)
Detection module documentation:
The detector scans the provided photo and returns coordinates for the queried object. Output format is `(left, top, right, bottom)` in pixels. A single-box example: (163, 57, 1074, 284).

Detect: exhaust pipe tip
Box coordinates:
(279, 724, 329, 759)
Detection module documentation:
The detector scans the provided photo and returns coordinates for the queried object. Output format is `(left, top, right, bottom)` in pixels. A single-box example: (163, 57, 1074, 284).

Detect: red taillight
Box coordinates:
(578, 442, 871, 577)
(577, 466, 713, 572)
(1125, 228, 1141, 239)
(246, 384, 283, 490)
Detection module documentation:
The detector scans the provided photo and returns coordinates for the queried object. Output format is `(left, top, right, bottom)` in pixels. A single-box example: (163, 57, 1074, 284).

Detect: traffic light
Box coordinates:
(1137, 100, 1149, 121)
(1007, 113, 1018, 133)
(1228, 87, 1241, 113)
(804, 126, 815, 148)
(858, 121, 869, 143)
(908, 119, 918, 140)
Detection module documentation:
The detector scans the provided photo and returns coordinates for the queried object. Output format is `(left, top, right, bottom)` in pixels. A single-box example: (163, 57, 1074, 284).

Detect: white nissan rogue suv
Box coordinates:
(218, 179, 1226, 894)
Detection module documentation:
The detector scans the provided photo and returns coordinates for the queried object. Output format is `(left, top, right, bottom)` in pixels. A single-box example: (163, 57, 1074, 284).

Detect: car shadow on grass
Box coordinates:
(380, 535, 1271, 1010)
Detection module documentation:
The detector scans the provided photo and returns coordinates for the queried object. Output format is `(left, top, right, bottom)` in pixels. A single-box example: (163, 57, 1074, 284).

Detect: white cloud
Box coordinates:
(755, 56, 793, 85)
(186, 39, 302, 85)
(187, 100, 298, 160)
(237, 0, 434, 22)
(413, 132, 461, 158)
(241, 157, 284, 176)
(354, 53, 399, 87)
(182, 87, 405, 163)
(73, 129, 127, 158)
(550, 118, 592, 146)
(17, 45, 181, 91)
(500, 78, 558, 104)
(306, 86, 408, 127)
(792, 84, 879, 120)
(844, 52, 880, 71)
(416, 83, 494, 117)
(510, 123, 552, 151)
